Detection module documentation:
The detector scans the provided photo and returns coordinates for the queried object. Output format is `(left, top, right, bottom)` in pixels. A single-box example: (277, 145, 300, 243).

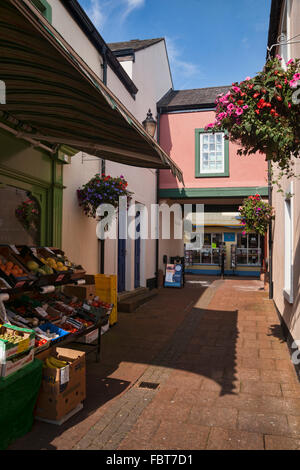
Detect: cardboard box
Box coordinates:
(0, 324, 35, 362)
(0, 348, 34, 377)
(77, 328, 98, 344)
(34, 347, 86, 423)
(63, 284, 96, 300)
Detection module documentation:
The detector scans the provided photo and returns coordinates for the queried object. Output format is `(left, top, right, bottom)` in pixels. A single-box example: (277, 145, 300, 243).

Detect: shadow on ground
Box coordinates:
(8, 275, 265, 449)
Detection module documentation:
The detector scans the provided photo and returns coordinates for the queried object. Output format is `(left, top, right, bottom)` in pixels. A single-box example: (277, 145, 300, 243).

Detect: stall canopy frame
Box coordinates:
(0, 0, 183, 183)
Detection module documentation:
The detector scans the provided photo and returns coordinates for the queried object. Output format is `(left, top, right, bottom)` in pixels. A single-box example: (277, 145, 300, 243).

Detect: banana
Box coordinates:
(44, 357, 56, 369)
(48, 356, 68, 368)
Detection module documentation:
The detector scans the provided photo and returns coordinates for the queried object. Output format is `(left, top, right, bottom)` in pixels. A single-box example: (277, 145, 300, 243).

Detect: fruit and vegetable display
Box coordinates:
(2, 289, 112, 352)
(0, 245, 87, 290)
(0, 330, 23, 345)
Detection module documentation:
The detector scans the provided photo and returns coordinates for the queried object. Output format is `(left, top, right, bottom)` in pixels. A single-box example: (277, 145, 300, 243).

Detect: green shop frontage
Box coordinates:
(0, 0, 183, 448)
(0, 129, 70, 249)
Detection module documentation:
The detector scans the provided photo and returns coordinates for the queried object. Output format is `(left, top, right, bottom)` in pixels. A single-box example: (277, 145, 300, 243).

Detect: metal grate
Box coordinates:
(138, 381, 159, 390)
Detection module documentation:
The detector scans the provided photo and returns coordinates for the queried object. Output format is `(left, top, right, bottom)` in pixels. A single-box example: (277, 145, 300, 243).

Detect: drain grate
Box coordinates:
(138, 381, 159, 390)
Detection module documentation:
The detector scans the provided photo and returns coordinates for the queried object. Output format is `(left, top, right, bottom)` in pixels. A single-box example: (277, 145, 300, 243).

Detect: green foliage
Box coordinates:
(77, 173, 132, 218)
(239, 195, 274, 236)
(206, 57, 300, 182)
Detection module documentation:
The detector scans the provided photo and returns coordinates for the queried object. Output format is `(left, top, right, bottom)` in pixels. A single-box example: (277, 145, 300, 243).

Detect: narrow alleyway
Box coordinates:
(9, 277, 300, 450)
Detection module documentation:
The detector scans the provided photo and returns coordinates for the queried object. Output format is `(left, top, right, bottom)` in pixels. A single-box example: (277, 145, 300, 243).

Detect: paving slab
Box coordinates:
(8, 276, 300, 450)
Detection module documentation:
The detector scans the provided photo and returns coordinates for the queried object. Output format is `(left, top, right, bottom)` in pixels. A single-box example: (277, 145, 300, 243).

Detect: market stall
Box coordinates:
(0, 244, 114, 446)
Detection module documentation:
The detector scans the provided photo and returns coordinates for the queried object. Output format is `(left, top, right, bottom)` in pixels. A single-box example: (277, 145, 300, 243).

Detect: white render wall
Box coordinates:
(47, 0, 103, 77)
(272, 0, 300, 341)
(47, 1, 173, 289)
(104, 40, 173, 289)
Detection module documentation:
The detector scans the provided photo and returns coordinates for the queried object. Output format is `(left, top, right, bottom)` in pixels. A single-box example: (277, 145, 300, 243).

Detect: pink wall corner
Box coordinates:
(159, 111, 268, 189)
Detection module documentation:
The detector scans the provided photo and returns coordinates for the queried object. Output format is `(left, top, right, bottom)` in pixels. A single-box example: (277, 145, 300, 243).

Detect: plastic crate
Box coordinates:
(37, 323, 70, 344)
(94, 274, 117, 326)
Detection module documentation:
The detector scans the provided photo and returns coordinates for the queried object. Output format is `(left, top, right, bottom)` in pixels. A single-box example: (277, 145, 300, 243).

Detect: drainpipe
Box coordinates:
(268, 160, 273, 299)
(100, 46, 108, 274)
(155, 109, 161, 288)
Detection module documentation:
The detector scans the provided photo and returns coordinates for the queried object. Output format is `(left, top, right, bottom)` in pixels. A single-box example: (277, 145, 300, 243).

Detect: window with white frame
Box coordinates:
(200, 132, 225, 173)
(236, 233, 261, 266)
(284, 185, 293, 303)
(195, 129, 229, 177)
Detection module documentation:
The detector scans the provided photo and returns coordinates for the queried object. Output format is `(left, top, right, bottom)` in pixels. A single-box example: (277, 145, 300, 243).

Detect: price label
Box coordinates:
(15, 281, 25, 288)
(83, 304, 91, 311)
(10, 245, 20, 255)
(45, 247, 55, 255)
(60, 365, 70, 385)
(35, 307, 48, 318)
(17, 338, 30, 354)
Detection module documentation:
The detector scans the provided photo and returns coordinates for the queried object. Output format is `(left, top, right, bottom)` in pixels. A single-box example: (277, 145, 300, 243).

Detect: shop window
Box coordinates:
(195, 129, 229, 178)
(30, 0, 52, 23)
(236, 233, 261, 266)
(0, 185, 40, 246)
(185, 232, 222, 265)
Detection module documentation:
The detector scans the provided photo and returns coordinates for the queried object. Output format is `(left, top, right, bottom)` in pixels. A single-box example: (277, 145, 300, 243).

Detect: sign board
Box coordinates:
(164, 264, 183, 288)
(224, 233, 236, 243)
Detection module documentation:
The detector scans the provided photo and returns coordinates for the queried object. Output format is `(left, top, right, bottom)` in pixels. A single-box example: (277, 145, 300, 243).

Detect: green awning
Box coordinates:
(0, 0, 183, 183)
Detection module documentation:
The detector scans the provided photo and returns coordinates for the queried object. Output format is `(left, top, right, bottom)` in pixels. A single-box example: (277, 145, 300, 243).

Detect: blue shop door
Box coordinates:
(118, 236, 126, 293)
(134, 211, 141, 288)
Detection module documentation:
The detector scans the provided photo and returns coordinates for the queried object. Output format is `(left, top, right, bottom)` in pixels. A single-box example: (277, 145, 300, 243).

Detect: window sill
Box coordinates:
(195, 173, 229, 178)
(283, 289, 293, 304)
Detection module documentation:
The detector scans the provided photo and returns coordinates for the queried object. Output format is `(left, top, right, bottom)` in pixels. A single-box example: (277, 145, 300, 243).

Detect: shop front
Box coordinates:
(183, 211, 263, 277)
(185, 229, 263, 277)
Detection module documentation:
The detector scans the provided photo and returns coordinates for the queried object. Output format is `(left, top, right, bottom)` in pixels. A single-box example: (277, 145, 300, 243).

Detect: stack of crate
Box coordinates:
(94, 274, 117, 326)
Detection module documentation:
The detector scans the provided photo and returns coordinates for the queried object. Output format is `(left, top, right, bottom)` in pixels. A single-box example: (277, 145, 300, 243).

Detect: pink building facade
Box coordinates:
(157, 87, 269, 276)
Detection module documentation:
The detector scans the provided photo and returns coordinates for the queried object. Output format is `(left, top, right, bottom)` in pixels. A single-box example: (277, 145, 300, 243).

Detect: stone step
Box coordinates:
(117, 287, 149, 302)
(118, 288, 158, 313)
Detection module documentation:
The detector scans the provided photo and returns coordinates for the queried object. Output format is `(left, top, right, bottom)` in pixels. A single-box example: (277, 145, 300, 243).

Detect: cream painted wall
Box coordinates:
(62, 152, 101, 274)
(48, 2, 173, 289)
(104, 40, 173, 290)
(47, 0, 103, 76)
(272, 0, 300, 340)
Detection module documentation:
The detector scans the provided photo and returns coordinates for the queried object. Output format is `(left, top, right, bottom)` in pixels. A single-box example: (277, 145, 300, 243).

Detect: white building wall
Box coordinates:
(47, 0, 103, 77)
(46, 1, 173, 290)
(272, 0, 300, 341)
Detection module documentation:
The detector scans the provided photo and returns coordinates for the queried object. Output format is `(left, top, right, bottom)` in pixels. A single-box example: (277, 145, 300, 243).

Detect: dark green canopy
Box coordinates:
(0, 0, 183, 183)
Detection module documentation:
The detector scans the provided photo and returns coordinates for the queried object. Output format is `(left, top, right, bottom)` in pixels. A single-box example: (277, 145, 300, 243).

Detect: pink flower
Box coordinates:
(242, 231, 246, 235)
(227, 103, 235, 112)
(293, 73, 300, 81)
(245, 76, 251, 81)
(276, 54, 282, 60)
(242, 105, 249, 110)
(235, 107, 243, 116)
(205, 123, 215, 130)
(287, 59, 294, 65)
(289, 79, 298, 88)
(232, 86, 241, 93)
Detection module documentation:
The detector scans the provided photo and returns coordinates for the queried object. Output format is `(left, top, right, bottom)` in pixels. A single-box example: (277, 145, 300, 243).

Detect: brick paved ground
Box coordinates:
(9, 276, 300, 450)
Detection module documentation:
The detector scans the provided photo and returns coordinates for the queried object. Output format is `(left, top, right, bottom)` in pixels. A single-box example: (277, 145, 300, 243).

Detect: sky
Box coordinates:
(78, 0, 272, 90)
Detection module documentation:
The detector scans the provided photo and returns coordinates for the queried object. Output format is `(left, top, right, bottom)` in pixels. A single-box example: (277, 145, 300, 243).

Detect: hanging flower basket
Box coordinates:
(15, 197, 40, 236)
(77, 173, 132, 219)
(239, 194, 274, 236)
(205, 56, 300, 179)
